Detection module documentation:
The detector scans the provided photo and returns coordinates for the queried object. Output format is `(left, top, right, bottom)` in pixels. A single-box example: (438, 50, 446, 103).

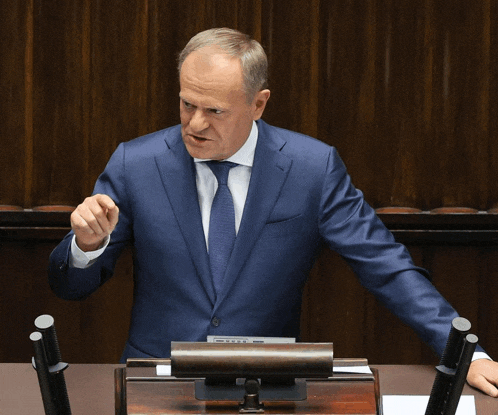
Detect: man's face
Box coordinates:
(179, 47, 269, 160)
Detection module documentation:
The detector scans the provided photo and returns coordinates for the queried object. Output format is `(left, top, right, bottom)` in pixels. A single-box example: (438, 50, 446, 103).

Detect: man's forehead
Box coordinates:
(179, 48, 246, 105)
(181, 47, 242, 78)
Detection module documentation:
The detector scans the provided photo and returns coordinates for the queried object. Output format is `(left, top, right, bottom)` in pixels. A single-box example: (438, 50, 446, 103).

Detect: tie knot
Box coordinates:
(206, 161, 238, 185)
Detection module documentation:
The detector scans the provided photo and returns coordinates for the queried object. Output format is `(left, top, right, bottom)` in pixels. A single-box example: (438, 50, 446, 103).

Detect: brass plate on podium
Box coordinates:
(115, 366, 380, 414)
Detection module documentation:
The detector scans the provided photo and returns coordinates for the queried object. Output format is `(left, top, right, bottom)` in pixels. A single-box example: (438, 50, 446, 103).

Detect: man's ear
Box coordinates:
(252, 89, 271, 120)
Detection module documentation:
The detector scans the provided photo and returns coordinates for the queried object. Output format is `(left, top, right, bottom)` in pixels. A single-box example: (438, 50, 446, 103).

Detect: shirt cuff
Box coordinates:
(472, 351, 492, 362)
(70, 235, 110, 268)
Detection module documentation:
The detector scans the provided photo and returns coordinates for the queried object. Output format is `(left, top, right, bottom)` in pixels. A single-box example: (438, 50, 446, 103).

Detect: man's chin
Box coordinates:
(183, 141, 218, 160)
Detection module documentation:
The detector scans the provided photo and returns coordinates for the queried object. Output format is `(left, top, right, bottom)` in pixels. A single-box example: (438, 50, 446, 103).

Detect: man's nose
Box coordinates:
(189, 110, 209, 132)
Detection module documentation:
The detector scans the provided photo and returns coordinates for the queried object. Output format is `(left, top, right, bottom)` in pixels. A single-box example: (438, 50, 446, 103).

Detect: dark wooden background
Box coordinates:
(1, 0, 497, 365)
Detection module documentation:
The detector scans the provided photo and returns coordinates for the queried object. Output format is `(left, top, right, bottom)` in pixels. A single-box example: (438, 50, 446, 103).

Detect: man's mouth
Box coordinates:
(191, 134, 209, 142)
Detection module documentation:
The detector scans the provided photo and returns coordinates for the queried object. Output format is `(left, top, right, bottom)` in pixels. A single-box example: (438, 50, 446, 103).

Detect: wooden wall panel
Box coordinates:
(2, 223, 497, 365)
(31, 1, 87, 205)
(317, 0, 498, 210)
(1, 210, 498, 364)
(0, 238, 133, 363)
(260, 0, 321, 136)
(1, 0, 498, 365)
(2, 0, 497, 209)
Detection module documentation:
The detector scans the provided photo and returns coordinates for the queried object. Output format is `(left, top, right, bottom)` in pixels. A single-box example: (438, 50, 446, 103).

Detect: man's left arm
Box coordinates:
(318, 148, 498, 397)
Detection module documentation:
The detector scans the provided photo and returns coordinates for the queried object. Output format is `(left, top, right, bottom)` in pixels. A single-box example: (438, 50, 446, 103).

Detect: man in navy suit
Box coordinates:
(49, 28, 498, 396)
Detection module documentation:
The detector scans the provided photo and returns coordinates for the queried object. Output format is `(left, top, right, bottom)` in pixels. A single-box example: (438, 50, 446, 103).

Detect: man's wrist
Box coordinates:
(70, 235, 110, 268)
(472, 351, 492, 362)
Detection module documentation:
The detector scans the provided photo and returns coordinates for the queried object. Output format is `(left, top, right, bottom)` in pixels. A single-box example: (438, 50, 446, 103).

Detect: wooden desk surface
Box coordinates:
(0, 364, 495, 414)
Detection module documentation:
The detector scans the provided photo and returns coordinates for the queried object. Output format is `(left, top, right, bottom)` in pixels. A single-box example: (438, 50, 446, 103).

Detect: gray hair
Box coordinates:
(178, 28, 268, 101)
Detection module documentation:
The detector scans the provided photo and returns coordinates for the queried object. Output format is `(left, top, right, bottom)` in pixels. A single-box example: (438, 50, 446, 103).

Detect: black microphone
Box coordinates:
(31, 314, 71, 415)
(425, 317, 477, 415)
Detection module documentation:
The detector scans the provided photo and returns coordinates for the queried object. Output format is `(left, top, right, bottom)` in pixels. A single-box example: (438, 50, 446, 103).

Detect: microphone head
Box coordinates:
(29, 332, 43, 342)
(451, 317, 471, 333)
(34, 315, 54, 330)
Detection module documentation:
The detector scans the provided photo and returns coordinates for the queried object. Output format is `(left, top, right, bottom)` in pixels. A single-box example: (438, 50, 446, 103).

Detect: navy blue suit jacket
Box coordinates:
(49, 120, 463, 361)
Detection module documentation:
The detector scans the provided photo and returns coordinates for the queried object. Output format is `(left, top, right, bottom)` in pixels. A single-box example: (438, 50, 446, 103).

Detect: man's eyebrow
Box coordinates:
(179, 95, 228, 112)
(179, 96, 195, 107)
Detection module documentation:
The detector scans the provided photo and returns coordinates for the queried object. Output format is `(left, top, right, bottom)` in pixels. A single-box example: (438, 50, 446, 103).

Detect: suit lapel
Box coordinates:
(214, 121, 292, 308)
(154, 128, 216, 305)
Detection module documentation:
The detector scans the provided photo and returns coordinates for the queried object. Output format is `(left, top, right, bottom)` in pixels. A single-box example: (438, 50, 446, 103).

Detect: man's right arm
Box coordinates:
(49, 141, 133, 300)
(48, 194, 120, 300)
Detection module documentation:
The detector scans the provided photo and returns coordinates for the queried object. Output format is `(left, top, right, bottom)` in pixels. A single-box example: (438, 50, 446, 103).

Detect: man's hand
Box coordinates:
(467, 359, 498, 397)
(70, 194, 119, 252)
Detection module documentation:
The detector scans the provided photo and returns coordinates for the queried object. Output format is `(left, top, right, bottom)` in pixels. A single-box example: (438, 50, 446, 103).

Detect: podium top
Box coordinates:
(170, 341, 334, 379)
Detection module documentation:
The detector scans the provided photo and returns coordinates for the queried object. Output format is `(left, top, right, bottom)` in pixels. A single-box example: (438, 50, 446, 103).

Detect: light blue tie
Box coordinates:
(206, 161, 238, 296)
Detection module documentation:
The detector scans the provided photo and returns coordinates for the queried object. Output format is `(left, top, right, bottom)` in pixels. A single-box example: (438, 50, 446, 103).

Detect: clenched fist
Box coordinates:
(70, 194, 119, 252)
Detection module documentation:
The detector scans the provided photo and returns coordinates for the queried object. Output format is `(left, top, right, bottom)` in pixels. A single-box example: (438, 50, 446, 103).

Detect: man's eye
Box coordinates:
(210, 109, 222, 115)
(183, 101, 193, 109)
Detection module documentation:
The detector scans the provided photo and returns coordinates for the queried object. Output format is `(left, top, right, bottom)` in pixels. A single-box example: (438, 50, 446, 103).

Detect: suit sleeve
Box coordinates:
(317, 147, 480, 357)
(48, 143, 133, 300)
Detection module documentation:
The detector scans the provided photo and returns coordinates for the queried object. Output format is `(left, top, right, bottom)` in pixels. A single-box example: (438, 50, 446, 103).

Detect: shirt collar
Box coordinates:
(193, 121, 258, 167)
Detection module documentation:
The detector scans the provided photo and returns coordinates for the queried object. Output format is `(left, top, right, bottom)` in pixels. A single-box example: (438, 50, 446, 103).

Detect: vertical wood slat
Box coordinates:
(31, 1, 85, 205)
(0, 2, 30, 206)
(24, 0, 34, 207)
(81, 0, 92, 196)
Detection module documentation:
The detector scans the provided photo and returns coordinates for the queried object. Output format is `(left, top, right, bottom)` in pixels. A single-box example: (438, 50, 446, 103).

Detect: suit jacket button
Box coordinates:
(211, 317, 220, 327)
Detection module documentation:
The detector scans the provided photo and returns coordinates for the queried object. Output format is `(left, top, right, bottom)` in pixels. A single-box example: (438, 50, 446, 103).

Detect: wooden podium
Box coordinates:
(114, 358, 381, 415)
